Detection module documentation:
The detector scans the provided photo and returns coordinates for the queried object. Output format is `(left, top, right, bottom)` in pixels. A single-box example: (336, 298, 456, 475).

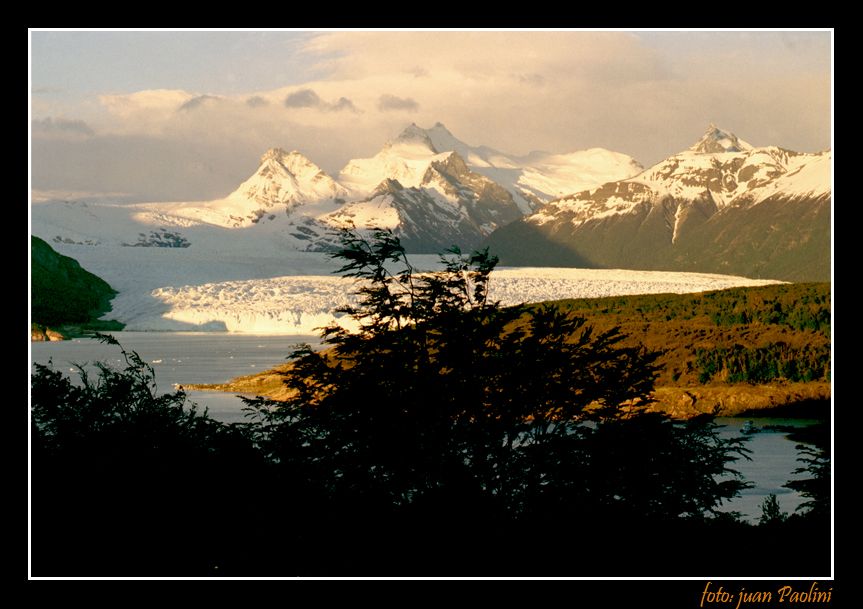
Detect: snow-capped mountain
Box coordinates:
(425, 122, 644, 207)
(131, 148, 349, 230)
(33, 121, 830, 288)
(325, 126, 528, 251)
(327, 150, 525, 252)
(339, 123, 450, 194)
(34, 123, 643, 256)
(688, 124, 753, 154)
(341, 122, 644, 212)
(229, 148, 349, 213)
(32, 122, 817, 334)
(320, 122, 643, 250)
(486, 125, 831, 281)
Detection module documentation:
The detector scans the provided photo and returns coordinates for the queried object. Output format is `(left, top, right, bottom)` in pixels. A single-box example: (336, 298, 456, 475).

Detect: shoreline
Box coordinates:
(185, 367, 830, 420)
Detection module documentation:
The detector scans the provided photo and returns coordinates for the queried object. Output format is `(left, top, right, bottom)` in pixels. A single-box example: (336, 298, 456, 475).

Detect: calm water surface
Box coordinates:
(31, 332, 824, 522)
(714, 417, 821, 521)
(31, 332, 319, 423)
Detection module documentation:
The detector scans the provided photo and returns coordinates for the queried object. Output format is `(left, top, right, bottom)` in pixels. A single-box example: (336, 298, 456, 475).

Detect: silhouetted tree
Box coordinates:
(31, 334, 264, 576)
(758, 494, 788, 526)
(243, 228, 751, 573)
(32, 230, 776, 576)
(784, 438, 830, 520)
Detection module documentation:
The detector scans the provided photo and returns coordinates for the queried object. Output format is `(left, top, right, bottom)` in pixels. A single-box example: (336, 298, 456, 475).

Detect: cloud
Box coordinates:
(330, 96, 359, 113)
(284, 88, 323, 108)
(245, 95, 269, 108)
(284, 88, 358, 113)
(178, 94, 222, 112)
(32, 117, 94, 137)
(31, 132, 266, 201)
(302, 31, 668, 83)
(99, 89, 197, 130)
(32, 86, 62, 96)
(377, 94, 419, 112)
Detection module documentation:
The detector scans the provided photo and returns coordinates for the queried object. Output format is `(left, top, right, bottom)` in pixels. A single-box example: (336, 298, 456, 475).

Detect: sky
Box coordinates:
(30, 29, 832, 202)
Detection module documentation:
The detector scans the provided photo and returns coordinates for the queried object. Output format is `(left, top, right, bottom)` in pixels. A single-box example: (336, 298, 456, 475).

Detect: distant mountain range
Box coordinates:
(31, 122, 830, 280)
(486, 125, 831, 281)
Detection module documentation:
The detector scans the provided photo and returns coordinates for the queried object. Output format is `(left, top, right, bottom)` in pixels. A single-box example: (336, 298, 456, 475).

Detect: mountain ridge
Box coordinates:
(485, 125, 830, 281)
(32, 122, 830, 280)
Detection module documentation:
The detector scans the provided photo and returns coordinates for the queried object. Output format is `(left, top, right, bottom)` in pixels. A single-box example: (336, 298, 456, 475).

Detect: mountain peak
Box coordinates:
(391, 123, 438, 152)
(260, 147, 312, 164)
(373, 178, 405, 196)
(226, 146, 345, 213)
(689, 124, 753, 154)
(260, 147, 290, 164)
(258, 148, 323, 177)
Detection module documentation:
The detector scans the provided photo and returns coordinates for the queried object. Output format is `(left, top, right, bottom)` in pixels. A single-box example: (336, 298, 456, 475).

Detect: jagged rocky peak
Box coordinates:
(260, 147, 316, 170)
(260, 147, 290, 164)
(373, 178, 406, 195)
(390, 123, 438, 152)
(430, 151, 471, 176)
(689, 124, 754, 154)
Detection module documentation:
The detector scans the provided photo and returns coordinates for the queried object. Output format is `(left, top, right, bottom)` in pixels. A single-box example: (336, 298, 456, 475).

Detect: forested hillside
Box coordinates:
(31, 236, 122, 335)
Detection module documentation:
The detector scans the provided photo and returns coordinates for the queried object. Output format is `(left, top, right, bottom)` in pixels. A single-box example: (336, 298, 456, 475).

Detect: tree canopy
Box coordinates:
(241, 229, 752, 567)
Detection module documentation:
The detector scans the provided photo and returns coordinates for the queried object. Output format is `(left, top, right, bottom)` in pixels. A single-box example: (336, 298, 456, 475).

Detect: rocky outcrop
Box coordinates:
(186, 364, 830, 421)
(648, 382, 831, 418)
(31, 325, 66, 342)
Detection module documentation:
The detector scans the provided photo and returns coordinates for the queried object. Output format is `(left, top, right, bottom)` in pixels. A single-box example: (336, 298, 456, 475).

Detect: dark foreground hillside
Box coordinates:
(31, 235, 123, 336)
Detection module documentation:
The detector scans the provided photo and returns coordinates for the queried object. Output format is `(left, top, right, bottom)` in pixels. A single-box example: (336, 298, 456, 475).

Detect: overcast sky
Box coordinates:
(30, 29, 832, 202)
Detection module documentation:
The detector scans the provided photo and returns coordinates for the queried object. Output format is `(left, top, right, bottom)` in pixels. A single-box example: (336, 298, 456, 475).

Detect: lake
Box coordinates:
(30, 331, 822, 522)
(714, 417, 820, 520)
(30, 331, 319, 423)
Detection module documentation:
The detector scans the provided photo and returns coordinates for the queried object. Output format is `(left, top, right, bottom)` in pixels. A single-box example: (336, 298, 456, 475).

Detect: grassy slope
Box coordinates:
(187, 283, 831, 418)
(31, 236, 124, 333)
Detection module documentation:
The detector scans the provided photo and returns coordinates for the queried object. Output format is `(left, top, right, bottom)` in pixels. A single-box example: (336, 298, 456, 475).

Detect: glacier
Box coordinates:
(52, 244, 782, 335)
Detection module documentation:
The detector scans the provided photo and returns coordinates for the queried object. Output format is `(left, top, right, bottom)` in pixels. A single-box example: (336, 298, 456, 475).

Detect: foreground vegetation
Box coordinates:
(30, 231, 830, 576)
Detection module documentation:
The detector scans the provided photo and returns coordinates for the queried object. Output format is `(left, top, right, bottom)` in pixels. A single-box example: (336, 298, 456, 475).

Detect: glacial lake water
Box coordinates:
(30, 331, 320, 424)
(30, 331, 825, 522)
